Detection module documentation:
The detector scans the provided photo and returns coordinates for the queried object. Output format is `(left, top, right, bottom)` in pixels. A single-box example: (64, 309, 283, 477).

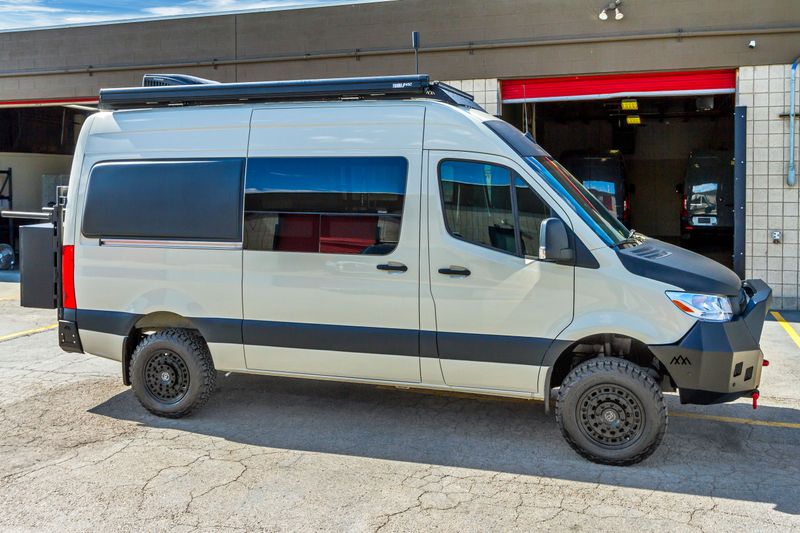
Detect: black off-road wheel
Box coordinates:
(129, 329, 216, 418)
(555, 357, 667, 466)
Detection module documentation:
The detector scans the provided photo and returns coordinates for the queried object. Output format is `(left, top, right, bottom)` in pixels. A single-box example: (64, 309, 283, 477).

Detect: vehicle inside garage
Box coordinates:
(500, 71, 737, 267)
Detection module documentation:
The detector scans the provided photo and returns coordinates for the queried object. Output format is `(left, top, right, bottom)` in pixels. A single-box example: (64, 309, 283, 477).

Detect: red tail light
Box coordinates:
(680, 195, 688, 218)
(62, 245, 76, 309)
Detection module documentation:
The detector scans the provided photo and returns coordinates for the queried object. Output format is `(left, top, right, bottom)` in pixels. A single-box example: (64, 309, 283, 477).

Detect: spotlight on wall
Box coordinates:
(599, 0, 623, 21)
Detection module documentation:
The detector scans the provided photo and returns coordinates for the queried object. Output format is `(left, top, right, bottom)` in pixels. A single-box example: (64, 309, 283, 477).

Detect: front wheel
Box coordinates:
(555, 357, 667, 466)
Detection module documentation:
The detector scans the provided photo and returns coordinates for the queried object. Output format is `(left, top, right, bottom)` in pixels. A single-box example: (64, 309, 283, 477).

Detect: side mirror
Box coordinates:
(539, 218, 574, 263)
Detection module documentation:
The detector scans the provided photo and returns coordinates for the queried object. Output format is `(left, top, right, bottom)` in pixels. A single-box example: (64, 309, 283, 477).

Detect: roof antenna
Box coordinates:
(411, 31, 420, 75)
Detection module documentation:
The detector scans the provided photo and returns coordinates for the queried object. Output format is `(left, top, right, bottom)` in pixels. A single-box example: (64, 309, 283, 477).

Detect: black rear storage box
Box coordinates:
(19, 223, 56, 309)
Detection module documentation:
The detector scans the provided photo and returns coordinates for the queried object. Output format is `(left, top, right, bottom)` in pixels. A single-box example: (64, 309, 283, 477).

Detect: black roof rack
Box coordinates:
(98, 74, 484, 112)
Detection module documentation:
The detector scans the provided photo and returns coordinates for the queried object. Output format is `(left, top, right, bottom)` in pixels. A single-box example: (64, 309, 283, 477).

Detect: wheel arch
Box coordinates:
(121, 311, 204, 386)
(543, 333, 674, 412)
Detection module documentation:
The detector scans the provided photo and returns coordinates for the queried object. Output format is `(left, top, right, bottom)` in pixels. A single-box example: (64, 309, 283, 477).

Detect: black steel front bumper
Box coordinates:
(649, 279, 772, 405)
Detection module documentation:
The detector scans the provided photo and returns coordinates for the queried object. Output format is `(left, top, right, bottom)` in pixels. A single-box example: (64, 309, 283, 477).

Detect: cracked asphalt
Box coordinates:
(1, 281, 800, 531)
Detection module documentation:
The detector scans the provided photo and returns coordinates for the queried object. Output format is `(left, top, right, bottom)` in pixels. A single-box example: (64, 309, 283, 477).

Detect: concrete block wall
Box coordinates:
(442, 79, 500, 116)
(739, 64, 800, 310)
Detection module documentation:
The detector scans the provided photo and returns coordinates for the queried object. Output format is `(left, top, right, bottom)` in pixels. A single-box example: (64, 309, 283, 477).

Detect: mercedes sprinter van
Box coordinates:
(9, 75, 771, 465)
(680, 150, 735, 241)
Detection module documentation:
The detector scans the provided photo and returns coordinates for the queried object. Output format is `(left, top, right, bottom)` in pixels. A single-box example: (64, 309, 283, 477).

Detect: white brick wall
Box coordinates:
(443, 78, 500, 116)
(739, 64, 800, 310)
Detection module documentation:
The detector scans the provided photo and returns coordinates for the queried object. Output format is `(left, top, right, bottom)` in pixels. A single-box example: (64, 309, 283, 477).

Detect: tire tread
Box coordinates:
(129, 328, 216, 418)
(555, 357, 667, 466)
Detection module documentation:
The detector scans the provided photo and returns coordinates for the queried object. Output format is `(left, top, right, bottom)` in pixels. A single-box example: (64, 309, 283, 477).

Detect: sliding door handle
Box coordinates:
(438, 266, 471, 277)
(377, 262, 408, 272)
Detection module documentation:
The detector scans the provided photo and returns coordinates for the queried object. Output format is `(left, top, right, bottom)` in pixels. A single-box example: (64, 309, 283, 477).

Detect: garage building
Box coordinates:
(0, 0, 799, 308)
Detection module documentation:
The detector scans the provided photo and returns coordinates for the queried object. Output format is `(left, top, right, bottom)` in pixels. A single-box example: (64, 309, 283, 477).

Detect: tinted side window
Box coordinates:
(439, 161, 515, 254)
(439, 161, 552, 257)
(82, 159, 244, 241)
(244, 157, 407, 255)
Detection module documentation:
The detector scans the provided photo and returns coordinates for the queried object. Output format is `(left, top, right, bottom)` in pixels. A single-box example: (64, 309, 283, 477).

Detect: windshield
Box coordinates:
(484, 120, 630, 246)
(526, 157, 629, 245)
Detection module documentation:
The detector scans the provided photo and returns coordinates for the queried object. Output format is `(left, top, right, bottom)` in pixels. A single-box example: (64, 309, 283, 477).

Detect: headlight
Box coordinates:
(666, 291, 733, 322)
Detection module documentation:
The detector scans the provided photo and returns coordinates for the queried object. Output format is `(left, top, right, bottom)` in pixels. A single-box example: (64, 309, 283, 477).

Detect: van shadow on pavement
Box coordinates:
(91, 372, 800, 515)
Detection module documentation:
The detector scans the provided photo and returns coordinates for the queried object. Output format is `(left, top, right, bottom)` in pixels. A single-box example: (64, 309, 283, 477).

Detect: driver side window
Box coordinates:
(438, 160, 552, 257)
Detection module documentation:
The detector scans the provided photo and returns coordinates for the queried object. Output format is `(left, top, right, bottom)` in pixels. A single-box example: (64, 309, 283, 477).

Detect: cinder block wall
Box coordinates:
(739, 65, 800, 310)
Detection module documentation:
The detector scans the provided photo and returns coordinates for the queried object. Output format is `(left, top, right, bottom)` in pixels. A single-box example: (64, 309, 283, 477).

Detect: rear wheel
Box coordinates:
(130, 329, 216, 418)
(555, 357, 667, 466)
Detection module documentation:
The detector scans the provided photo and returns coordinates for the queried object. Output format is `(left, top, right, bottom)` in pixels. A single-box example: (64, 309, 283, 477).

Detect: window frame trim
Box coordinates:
(436, 158, 552, 260)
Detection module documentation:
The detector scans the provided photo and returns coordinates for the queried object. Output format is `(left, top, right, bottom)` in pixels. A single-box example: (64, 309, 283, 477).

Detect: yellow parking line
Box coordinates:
(0, 323, 58, 343)
(671, 410, 800, 429)
(771, 311, 800, 350)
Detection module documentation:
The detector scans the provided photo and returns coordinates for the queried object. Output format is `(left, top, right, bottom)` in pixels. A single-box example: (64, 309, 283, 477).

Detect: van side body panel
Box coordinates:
(242, 105, 425, 382)
(425, 150, 576, 394)
(72, 107, 251, 368)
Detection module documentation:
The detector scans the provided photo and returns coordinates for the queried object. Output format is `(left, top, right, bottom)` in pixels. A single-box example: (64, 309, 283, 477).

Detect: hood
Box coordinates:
(616, 237, 742, 296)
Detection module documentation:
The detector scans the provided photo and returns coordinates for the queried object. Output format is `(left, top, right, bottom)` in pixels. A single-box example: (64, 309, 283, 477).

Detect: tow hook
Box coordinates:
(763, 359, 770, 366)
(752, 390, 760, 410)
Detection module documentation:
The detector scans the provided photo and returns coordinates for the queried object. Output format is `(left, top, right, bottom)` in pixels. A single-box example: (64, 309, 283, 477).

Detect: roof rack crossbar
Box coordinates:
(98, 74, 485, 112)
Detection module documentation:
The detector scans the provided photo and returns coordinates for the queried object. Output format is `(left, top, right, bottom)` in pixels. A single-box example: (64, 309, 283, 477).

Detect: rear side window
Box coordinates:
(438, 160, 551, 257)
(244, 157, 408, 255)
(82, 159, 244, 241)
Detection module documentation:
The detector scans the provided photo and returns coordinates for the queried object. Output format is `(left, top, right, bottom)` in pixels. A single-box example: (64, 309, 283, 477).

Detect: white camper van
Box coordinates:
(8, 75, 771, 465)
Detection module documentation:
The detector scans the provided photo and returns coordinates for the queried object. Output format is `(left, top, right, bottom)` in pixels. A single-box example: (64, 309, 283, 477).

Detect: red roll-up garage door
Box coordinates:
(501, 69, 736, 103)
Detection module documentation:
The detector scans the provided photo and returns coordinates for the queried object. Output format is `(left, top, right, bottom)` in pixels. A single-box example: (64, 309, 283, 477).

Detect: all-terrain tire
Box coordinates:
(555, 357, 667, 466)
(129, 328, 216, 418)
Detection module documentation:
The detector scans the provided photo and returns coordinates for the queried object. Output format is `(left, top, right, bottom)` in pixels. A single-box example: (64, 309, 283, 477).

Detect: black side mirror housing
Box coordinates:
(539, 218, 574, 263)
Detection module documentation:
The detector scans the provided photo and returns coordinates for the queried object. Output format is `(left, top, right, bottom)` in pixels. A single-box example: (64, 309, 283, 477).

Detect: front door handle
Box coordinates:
(377, 262, 408, 272)
(438, 266, 471, 277)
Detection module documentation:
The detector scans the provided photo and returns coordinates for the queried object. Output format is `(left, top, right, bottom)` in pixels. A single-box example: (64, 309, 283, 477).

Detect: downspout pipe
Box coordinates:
(790, 56, 799, 186)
